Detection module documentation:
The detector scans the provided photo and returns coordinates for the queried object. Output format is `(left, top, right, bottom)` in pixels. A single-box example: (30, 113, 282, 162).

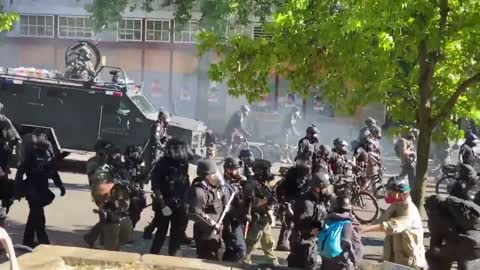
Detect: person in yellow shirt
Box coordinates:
(361, 176, 426, 270)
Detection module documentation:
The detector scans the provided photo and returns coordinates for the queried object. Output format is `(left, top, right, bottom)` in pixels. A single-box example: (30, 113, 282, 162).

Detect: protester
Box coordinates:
(361, 176, 426, 269)
(319, 197, 362, 270)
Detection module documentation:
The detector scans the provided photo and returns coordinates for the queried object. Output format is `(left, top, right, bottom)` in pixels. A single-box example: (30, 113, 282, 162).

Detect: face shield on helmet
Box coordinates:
(206, 171, 225, 187)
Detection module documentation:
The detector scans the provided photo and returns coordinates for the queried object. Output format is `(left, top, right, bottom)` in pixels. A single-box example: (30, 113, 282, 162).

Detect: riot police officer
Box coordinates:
(395, 128, 418, 189)
(239, 149, 255, 180)
(359, 117, 381, 141)
(0, 102, 20, 146)
(313, 144, 332, 174)
(224, 105, 251, 156)
(297, 125, 319, 166)
(84, 139, 110, 247)
(459, 131, 479, 165)
(123, 145, 147, 230)
(149, 138, 191, 256)
(244, 159, 278, 265)
(276, 164, 311, 251)
(330, 138, 349, 179)
(85, 145, 132, 249)
(288, 172, 333, 270)
(281, 106, 302, 163)
(189, 160, 226, 260)
(222, 157, 247, 262)
(147, 110, 171, 170)
(15, 136, 65, 248)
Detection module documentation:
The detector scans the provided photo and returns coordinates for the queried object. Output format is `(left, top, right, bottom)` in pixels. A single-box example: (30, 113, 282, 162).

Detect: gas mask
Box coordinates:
(206, 171, 225, 187)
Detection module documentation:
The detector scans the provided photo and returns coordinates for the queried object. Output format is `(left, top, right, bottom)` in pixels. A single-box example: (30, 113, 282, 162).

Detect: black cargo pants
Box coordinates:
(222, 218, 246, 262)
(150, 206, 188, 256)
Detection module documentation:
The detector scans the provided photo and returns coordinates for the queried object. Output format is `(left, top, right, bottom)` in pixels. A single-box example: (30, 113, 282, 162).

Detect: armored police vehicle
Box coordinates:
(0, 41, 207, 158)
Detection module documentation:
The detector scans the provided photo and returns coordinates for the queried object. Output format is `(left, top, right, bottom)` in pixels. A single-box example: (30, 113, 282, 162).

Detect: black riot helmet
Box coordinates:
(253, 159, 274, 182)
(333, 138, 348, 153)
(333, 197, 352, 213)
(105, 144, 123, 167)
(94, 139, 111, 156)
(365, 117, 376, 127)
(239, 149, 255, 166)
(316, 144, 331, 159)
(465, 131, 480, 147)
(224, 157, 243, 170)
(157, 110, 171, 125)
(306, 125, 319, 137)
(240, 105, 251, 117)
(163, 138, 193, 161)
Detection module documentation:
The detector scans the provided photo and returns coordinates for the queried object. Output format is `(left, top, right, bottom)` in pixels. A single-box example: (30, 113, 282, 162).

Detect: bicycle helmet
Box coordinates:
(386, 176, 410, 193)
(239, 149, 255, 166)
(157, 110, 171, 124)
(333, 138, 348, 148)
(306, 125, 319, 136)
(240, 105, 250, 113)
(365, 117, 376, 126)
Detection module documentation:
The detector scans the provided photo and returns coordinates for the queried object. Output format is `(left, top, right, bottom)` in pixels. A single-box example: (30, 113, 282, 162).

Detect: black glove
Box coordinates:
(59, 186, 66, 197)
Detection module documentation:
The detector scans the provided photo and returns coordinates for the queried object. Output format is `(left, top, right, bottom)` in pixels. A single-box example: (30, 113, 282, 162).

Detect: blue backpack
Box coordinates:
(318, 220, 351, 258)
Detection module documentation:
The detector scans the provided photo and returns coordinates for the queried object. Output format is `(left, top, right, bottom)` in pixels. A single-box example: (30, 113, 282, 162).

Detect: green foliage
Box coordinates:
(87, 0, 279, 32)
(196, 0, 480, 141)
(0, 2, 18, 33)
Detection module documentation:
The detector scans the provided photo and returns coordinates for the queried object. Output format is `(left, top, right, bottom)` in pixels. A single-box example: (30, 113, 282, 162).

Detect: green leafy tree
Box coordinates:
(0, 3, 18, 32)
(87, 0, 277, 31)
(88, 0, 480, 207)
(196, 0, 480, 207)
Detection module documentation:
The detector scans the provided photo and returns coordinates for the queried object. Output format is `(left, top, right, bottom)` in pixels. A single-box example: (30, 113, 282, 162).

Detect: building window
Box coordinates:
(174, 21, 199, 43)
(253, 25, 273, 40)
(19, 15, 54, 38)
(145, 19, 170, 42)
(226, 24, 253, 38)
(58, 16, 93, 39)
(118, 18, 142, 41)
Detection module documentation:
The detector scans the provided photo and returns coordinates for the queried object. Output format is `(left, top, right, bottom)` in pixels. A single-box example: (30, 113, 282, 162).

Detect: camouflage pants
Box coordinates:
(102, 217, 133, 251)
(245, 215, 277, 264)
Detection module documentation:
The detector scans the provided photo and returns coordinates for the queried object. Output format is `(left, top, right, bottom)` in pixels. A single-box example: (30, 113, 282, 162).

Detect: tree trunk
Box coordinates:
(411, 122, 433, 207)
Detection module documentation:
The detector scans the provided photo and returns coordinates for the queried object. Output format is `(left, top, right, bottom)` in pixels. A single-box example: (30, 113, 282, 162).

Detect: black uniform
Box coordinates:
(298, 137, 318, 159)
(150, 155, 190, 256)
(329, 150, 349, 181)
(425, 195, 480, 270)
(189, 179, 226, 260)
(276, 165, 310, 251)
(222, 177, 247, 262)
(148, 120, 168, 168)
(15, 139, 65, 248)
(123, 147, 148, 229)
(460, 143, 476, 165)
(288, 190, 330, 270)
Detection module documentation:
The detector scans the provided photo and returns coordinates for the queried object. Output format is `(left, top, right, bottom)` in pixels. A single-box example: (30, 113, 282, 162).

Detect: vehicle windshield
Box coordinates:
(128, 92, 157, 115)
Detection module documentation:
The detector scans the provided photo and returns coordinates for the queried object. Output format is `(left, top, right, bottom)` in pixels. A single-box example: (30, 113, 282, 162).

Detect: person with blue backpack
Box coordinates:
(287, 171, 334, 270)
(318, 197, 363, 270)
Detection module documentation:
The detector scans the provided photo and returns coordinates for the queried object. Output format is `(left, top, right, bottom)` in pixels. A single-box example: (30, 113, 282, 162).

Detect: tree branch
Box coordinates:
(433, 72, 480, 124)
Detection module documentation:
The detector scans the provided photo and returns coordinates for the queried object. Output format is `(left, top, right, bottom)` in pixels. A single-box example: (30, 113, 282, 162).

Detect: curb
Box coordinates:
(0, 245, 386, 270)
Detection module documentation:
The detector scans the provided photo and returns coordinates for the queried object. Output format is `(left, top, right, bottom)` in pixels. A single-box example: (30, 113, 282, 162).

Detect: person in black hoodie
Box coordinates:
(321, 197, 363, 270)
(276, 164, 311, 251)
(149, 138, 191, 256)
(288, 171, 333, 270)
(15, 136, 65, 248)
